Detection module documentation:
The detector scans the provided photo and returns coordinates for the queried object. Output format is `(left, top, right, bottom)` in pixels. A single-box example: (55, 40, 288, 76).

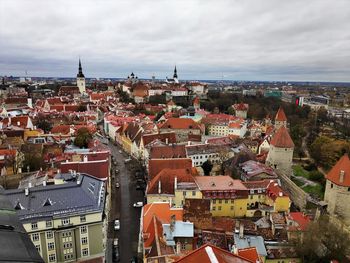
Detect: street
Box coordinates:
(107, 141, 144, 262)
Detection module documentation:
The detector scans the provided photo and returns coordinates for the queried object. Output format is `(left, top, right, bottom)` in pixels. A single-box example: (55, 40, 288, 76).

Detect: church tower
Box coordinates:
(173, 65, 179, 83)
(274, 107, 287, 130)
(77, 59, 86, 94)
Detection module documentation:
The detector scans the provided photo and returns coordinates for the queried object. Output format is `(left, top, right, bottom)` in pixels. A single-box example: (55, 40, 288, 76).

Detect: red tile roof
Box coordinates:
(275, 107, 287, 121)
(159, 118, 201, 130)
(270, 126, 294, 148)
(175, 244, 253, 263)
(287, 212, 311, 231)
(147, 168, 198, 195)
(60, 159, 109, 180)
(326, 154, 350, 187)
(150, 144, 186, 159)
(142, 132, 176, 147)
(148, 159, 193, 179)
(234, 103, 249, 111)
(237, 247, 260, 263)
(266, 181, 288, 201)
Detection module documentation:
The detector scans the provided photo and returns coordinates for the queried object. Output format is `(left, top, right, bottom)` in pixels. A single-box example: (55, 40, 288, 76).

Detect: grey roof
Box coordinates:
(5, 173, 105, 223)
(234, 234, 267, 256)
(0, 187, 44, 262)
(186, 144, 232, 156)
(163, 221, 194, 246)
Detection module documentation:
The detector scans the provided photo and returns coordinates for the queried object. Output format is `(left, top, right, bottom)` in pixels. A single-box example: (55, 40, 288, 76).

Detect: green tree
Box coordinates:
(74, 127, 93, 148)
(36, 118, 53, 133)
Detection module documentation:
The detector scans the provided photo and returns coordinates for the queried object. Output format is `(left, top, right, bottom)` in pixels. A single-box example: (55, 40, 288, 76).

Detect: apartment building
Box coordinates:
(5, 173, 105, 263)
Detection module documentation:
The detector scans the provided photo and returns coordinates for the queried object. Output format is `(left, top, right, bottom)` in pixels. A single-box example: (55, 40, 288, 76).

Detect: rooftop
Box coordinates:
(5, 173, 105, 222)
(326, 154, 350, 187)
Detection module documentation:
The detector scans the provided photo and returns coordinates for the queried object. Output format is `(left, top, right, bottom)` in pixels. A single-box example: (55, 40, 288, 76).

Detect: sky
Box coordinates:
(0, 0, 350, 82)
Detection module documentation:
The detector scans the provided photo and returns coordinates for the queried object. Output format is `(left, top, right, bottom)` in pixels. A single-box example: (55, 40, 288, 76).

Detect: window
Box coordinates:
(181, 243, 186, 250)
(81, 237, 88, 245)
(331, 184, 333, 188)
(230, 206, 234, 210)
(225, 200, 228, 204)
(80, 226, 87, 234)
(218, 206, 222, 211)
(192, 191, 196, 196)
(32, 233, 39, 242)
(31, 222, 38, 230)
(61, 218, 70, 226)
(183, 191, 186, 196)
(35, 245, 41, 253)
(212, 200, 216, 204)
(46, 220, 52, 228)
(212, 207, 216, 211)
(48, 254, 56, 262)
(48, 242, 55, 251)
(80, 215, 86, 223)
(62, 231, 72, 237)
(348, 187, 350, 192)
(231, 200, 234, 203)
(250, 195, 253, 199)
(82, 248, 89, 257)
(46, 231, 53, 239)
(218, 200, 222, 204)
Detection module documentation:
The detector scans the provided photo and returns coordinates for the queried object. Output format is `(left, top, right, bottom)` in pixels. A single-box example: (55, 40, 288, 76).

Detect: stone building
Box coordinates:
(274, 107, 287, 130)
(324, 154, 350, 226)
(265, 126, 294, 175)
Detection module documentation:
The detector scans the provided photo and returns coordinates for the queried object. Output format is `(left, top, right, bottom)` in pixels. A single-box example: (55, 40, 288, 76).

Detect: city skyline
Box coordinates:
(1, 0, 350, 81)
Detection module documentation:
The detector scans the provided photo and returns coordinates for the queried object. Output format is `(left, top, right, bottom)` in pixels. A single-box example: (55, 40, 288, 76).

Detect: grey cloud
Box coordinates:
(0, 0, 350, 81)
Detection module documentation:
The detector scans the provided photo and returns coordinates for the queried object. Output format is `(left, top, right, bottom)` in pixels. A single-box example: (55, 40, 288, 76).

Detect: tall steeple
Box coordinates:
(173, 65, 178, 79)
(77, 58, 85, 78)
(76, 58, 86, 94)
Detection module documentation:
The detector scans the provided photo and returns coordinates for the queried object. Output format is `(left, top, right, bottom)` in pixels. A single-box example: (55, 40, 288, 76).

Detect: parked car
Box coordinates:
(136, 185, 143, 190)
(115, 182, 120, 188)
(119, 150, 122, 154)
(115, 169, 119, 174)
(113, 238, 119, 247)
(114, 219, 120, 230)
(131, 256, 138, 263)
(114, 246, 120, 262)
(136, 179, 144, 184)
(124, 158, 132, 163)
(133, 202, 143, 208)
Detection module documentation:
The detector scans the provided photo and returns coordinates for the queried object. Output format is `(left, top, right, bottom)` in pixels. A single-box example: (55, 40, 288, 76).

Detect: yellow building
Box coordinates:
(193, 176, 249, 217)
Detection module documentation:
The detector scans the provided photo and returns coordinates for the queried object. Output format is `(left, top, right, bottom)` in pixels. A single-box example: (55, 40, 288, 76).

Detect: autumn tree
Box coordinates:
(295, 215, 350, 263)
(201, 160, 213, 176)
(74, 127, 93, 148)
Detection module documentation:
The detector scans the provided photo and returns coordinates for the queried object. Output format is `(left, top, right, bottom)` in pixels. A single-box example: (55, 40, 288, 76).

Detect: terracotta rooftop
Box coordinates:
(194, 176, 247, 191)
(270, 126, 294, 148)
(159, 118, 201, 130)
(287, 212, 311, 231)
(237, 247, 260, 263)
(275, 107, 287, 122)
(326, 154, 350, 187)
(148, 158, 193, 179)
(150, 144, 186, 159)
(175, 244, 253, 263)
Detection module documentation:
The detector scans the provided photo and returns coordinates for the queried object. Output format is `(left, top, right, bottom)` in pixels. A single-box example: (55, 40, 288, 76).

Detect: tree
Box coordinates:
(201, 160, 213, 176)
(295, 216, 350, 262)
(36, 118, 53, 133)
(74, 127, 93, 148)
(217, 147, 232, 174)
(77, 104, 87, 112)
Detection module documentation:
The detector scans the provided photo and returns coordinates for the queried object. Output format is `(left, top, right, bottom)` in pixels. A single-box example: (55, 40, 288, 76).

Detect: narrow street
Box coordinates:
(107, 141, 144, 262)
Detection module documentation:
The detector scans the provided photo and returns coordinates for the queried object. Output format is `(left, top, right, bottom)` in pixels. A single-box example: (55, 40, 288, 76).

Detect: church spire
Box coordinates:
(173, 65, 178, 79)
(77, 58, 85, 78)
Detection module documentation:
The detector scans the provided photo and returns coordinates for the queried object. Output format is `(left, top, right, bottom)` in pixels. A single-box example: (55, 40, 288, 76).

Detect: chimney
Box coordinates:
(57, 169, 61, 174)
(165, 138, 169, 144)
(340, 170, 345, 183)
(187, 141, 191, 146)
(174, 177, 177, 191)
(239, 223, 244, 239)
(83, 155, 88, 162)
(25, 188, 29, 196)
(158, 180, 161, 194)
(17, 121, 20, 126)
(170, 214, 176, 232)
(176, 242, 181, 254)
(27, 98, 33, 108)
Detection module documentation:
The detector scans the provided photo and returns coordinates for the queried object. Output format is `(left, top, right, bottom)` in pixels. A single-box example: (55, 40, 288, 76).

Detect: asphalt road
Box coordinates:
(108, 141, 144, 263)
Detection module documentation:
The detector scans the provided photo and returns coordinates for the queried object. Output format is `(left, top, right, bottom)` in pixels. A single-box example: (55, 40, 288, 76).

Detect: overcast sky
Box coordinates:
(1, 0, 350, 81)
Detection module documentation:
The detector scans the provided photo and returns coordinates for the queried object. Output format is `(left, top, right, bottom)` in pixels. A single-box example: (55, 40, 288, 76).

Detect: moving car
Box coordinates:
(114, 219, 120, 230)
(133, 202, 143, 207)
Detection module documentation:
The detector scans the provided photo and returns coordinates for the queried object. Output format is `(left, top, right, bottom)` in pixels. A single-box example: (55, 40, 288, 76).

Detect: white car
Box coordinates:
(115, 182, 120, 188)
(113, 238, 119, 247)
(118, 150, 122, 154)
(133, 202, 143, 208)
(124, 158, 132, 163)
(114, 219, 120, 230)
